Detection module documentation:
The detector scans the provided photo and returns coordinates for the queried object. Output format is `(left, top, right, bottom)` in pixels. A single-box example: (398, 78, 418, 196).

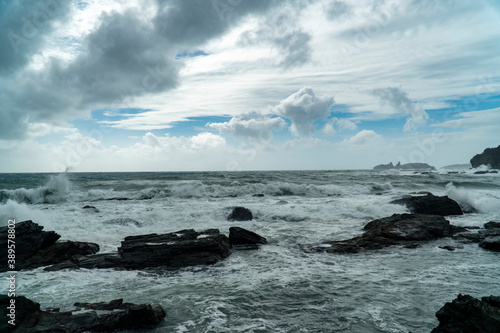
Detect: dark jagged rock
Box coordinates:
(20, 241, 100, 270)
(305, 214, 452, 254)
(118, 229, 231, 269)
(47, 229, 232, 271)
(373, 161, 436, 170)
(452, 222, 500, 252)
(484, 221, 500, 229)
(0, 221, 98, 272)
(229, 227, 267, 245)
(391, 193, 463, 216)
(471, 144, 500, 169)
(439, 245, 456, 251)
(252, 194, 265, 197)
(479, 236, 500, 251)
(432, 294, 500, 333)
(0, 295, 165, 332)
(0, 220, 60, 262)
(228, 207, 253, 221)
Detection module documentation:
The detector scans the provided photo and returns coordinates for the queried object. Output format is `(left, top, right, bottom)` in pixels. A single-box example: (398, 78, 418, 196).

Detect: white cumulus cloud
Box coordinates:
(341, 129, 383, 147)
(208, 111, 285, 144)
(272, 87, 334, 136)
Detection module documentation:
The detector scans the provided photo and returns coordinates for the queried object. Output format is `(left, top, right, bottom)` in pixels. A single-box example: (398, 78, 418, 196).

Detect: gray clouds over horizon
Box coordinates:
(0, 0, 298, 140)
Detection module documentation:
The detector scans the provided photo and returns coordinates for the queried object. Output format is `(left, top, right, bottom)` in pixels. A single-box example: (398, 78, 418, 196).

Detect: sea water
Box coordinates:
(1, 170, 499, 332)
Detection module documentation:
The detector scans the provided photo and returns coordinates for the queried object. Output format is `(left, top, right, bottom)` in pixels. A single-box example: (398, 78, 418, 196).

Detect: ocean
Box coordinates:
(1, 170, 499, 332)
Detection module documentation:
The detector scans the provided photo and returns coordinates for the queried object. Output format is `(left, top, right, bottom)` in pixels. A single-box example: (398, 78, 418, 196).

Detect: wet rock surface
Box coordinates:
(452, 221, 500, 252)
(228, 206, 253, 221)
(0, 221, 99, 272)
(229, 227, 267, 245)
(305, 214, 453, 254)
(0, 295, 165, 333)
(47, 229, 232, 271)
(432, 294, 500, 333)
(390, 193, 463, 216)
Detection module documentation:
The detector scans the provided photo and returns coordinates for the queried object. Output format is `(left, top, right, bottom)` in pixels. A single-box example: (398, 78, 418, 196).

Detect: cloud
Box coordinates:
(322, 117, 357, 135)
(208, 111, 285, 144)
(0, 0, 72, 73)
(272, 87, 335, 136)
(341, 129, 383, 147)
(0, 0, 280, 141)
(325, 1, 352, 21)
(371, 87, 429, 131)
(240, 4, 312, 67)
(433, 107, 500, 129)
(154, 0, 274, 46)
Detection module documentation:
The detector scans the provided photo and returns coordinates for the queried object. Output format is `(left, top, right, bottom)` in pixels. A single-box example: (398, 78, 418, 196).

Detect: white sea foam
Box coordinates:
(0, 173, 72, 204)
(2, 170, 500, 332)
(446, 182, 500, 214)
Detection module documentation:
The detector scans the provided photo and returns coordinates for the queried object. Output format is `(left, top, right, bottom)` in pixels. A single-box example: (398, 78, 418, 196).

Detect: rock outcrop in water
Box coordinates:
(304, 214, 454, 253)
(431, 294, 500, 333)
(373, 161, 436, 170)
(47, 228, 232, 271)
(0, 295, 165, 332)
(470, 144, 500, 169)
(453, 221, 500, 252)
(228, 206, 253, 221)
(0, 220, 99, 272)
(229, 227, 267, 245)
(391, 193, 463, 216)
(4, 220, 266, 271)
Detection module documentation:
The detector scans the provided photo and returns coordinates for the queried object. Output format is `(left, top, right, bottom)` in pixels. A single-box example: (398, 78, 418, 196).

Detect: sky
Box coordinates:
(0, 0, 499, 172)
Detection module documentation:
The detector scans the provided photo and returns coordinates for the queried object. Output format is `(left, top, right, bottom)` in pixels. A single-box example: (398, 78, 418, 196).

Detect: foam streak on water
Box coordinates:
(1, 170, 499, 332)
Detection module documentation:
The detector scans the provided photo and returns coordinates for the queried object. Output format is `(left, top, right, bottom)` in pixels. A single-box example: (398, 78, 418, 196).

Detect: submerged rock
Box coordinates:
(391, 193, 463, 216)
(229, 227, 267, 245)
(82, 205, 100, 212)
(102, 218, 142, 227)
(305, 214, 453, 254)
(228, 207, 253, 221)
(0, 220, 99, 272)
(432, 294, 500, 333)
(0, 295, 165, 332)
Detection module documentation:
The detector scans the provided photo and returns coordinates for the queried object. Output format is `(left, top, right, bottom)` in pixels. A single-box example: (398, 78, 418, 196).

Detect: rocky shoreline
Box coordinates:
(2, 197, 499, 332)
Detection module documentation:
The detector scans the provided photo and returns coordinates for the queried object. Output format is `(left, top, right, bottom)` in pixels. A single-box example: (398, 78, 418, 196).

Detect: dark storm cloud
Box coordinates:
(0, 0, 72, 74)
(154, 0, 276, 46)
(1, 0, 284, 140)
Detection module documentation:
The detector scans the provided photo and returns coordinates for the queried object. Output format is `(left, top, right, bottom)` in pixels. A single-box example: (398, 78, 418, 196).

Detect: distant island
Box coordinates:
(471, 145, 500, 169)
(373, 162, 436, 170)
(441, 164, 471, 170)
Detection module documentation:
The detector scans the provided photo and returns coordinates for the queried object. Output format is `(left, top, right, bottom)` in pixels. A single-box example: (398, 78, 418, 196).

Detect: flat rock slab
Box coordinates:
(305, 214, 452, 254)
(47, 228, 232, 271)
(391, 193, 463, 216)
(0, 295, 165, 332)
(432, 294, 500, 333)
(118, 228, 232, 269)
